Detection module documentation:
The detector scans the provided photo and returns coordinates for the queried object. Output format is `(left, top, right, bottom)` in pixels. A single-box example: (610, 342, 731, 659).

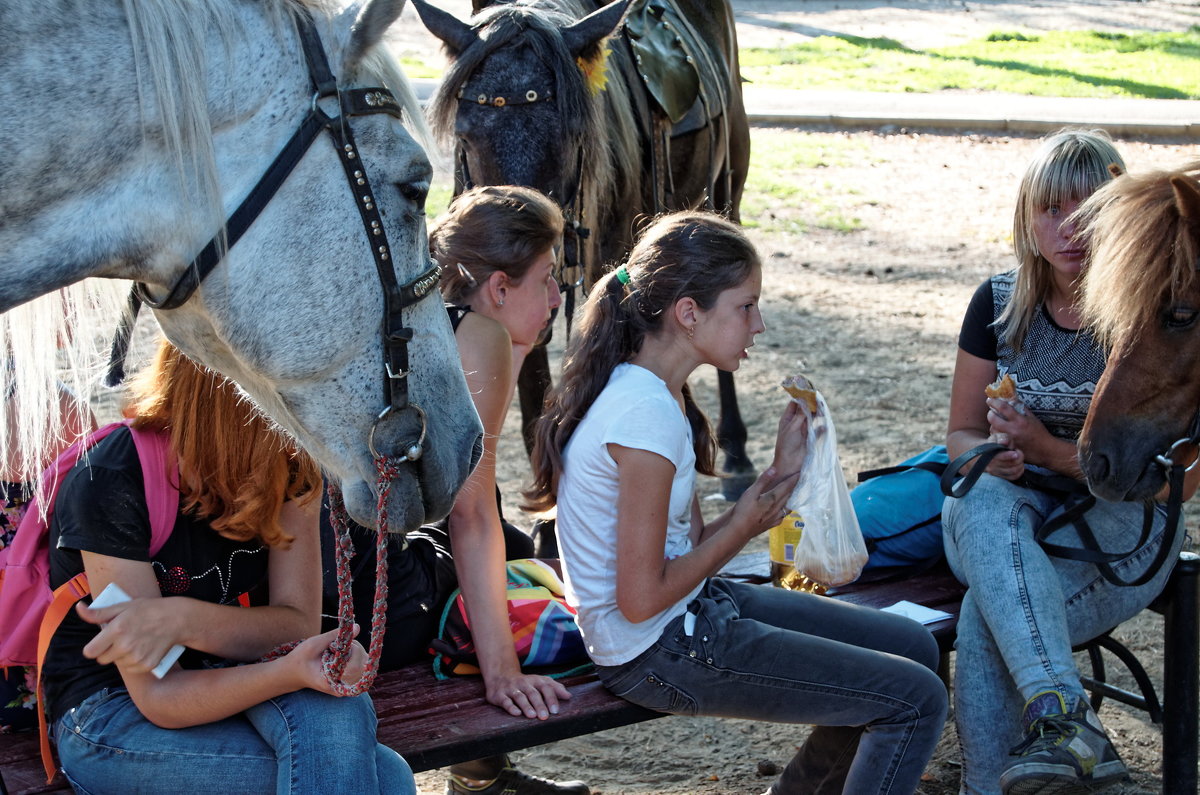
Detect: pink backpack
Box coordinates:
(0, 419, 177, 781)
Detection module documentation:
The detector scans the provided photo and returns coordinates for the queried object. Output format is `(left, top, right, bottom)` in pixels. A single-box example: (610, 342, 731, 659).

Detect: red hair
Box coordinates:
(127, 341, 320, 547)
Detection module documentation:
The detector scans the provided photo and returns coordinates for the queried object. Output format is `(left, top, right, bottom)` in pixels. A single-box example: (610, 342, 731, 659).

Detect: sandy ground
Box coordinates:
(90, 2, 1200, 793)
(399, 3, 1200, 793)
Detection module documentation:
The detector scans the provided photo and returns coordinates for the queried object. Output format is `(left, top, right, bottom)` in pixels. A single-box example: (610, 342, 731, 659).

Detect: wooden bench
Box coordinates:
(3, 552, 1196, 795)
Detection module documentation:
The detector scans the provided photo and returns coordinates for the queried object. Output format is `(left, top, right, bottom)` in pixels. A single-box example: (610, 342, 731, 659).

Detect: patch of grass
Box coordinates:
(740, 28, 1200, 99)
(741, 130, 868, 234)
(397, 55, 443, 80)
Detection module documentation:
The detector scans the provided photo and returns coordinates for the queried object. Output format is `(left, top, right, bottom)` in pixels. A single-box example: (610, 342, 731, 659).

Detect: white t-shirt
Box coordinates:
(557, 363, 703, 666)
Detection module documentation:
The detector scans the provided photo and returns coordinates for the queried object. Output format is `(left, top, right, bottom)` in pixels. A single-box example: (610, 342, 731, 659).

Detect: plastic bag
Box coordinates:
(786, 385, 867, 587)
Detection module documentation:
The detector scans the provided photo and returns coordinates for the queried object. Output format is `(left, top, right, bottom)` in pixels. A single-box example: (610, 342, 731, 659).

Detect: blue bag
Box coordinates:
(852, 445, 949, 573)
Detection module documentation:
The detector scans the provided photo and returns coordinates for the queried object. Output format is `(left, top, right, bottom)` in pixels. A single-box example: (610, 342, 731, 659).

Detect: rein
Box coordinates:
(107, 10, 441, 688)
(942, 438, 1193, 588)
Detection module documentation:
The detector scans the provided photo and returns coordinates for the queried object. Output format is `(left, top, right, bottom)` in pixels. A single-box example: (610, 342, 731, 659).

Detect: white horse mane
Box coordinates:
(2, 0, 431, 489)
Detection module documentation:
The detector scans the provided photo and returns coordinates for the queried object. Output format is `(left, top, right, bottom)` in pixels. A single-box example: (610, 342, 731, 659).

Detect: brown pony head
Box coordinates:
(1078, 161, 1200, 501)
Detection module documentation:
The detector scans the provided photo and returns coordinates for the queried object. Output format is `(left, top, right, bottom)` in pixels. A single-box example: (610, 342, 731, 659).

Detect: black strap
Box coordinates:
(940, 442, 1008, 498)
(942, 442, 1182, 588)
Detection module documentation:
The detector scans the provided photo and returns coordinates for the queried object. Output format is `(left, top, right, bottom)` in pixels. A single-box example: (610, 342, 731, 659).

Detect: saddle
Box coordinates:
(623, 0, 730, 133)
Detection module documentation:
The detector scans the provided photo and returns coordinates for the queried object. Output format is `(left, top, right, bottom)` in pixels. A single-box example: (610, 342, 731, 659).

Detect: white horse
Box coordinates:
(0, 0, 482, 529)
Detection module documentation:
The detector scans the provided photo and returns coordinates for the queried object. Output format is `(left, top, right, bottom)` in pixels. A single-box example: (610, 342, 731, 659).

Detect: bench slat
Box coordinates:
(371, 668, 659, 773)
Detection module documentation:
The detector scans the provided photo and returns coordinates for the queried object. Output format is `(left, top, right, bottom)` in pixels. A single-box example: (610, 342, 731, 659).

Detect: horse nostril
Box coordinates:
(1087, 450, 1112, 482)
(469, 432, 484, 472)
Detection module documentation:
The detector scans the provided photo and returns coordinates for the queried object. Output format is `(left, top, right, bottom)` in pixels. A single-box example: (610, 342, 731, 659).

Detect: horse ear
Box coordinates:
(411, 0, 478, 56)
(342, 0, 408, 71)
(562, 0, 635, 59)
(1172, 175, 1200, 225)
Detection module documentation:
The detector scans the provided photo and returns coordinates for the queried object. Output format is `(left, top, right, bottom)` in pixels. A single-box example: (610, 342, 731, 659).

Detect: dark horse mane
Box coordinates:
(426, 0, 641, 273)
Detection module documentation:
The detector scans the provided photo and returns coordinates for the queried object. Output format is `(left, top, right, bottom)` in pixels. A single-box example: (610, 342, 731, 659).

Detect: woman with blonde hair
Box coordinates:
(42, 340, 412, 793)
(943, 129, 1198, 794)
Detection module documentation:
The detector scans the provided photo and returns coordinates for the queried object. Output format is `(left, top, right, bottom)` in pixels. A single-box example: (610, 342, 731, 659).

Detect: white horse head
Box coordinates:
(0, 0, 482, 529)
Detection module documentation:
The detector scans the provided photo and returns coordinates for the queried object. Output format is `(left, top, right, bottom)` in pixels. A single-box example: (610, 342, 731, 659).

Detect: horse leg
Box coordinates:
(717, 368, 755, 500)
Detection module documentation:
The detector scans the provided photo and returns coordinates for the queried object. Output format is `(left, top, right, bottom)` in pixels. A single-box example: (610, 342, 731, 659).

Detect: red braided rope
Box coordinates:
(261, 456, 401, 695)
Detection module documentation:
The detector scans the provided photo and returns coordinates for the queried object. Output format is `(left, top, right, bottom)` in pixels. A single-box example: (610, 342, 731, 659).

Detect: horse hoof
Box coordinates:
(721, 470, 757, 502)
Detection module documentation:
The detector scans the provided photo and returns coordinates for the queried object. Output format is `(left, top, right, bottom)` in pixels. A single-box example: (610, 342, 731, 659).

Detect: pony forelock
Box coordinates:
(1081, 161, 1200, 349)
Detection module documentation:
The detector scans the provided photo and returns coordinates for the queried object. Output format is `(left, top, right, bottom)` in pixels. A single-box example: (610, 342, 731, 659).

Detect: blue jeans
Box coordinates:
(596, 578, 948, 794)
(55, 687, 414, 794)
(943, 474, 1184, 794)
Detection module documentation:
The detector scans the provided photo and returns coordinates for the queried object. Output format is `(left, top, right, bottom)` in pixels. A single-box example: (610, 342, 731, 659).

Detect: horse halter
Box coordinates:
(114, 10, 438, 465)
(453, 83, 590, 306)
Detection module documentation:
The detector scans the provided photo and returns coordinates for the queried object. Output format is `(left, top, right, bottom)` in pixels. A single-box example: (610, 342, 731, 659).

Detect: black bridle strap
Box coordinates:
(942, 441, 1184, 588)
(111, 11, 439, 425)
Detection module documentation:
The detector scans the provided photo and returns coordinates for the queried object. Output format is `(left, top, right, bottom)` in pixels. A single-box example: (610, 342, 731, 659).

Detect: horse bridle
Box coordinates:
(109, 10, 438, 465)
(453, 86, 591, 319)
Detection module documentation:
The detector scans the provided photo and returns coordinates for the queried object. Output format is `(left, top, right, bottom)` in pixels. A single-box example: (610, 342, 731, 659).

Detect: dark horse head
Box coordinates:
(1078, 162, 1200, 502)
(414, 0, 640, 283)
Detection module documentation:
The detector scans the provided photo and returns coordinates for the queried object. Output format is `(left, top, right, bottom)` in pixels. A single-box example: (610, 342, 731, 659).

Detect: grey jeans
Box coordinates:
(596, 578, 948, 794)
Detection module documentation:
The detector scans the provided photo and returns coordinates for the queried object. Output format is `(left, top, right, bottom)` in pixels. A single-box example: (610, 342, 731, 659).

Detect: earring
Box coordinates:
(687, 325, 694, 341)
(497, 298, 504, 307)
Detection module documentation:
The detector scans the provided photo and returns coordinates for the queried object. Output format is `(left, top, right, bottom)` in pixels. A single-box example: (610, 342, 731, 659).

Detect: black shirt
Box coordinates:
(957, 272, 1105, 441)
(43, 427, 269, 725)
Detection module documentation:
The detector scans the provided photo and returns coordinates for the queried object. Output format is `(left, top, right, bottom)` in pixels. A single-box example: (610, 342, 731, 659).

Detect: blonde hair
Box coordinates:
(128, 341, 320, 547)
(1080, 161, 1200, 349)
(1001, 128, 1125, 352)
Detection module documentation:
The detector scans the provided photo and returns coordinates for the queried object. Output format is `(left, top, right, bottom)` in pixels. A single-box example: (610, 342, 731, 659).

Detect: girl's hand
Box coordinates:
(485, 671, 571, 720)
(77, 598, 183, 675)
(771, 401, 809, 483)
(984, 432, 1026, 481)
(986, 397, 1046, 454)
(284, 625, 368, 694)
(732, 466, 801, 540)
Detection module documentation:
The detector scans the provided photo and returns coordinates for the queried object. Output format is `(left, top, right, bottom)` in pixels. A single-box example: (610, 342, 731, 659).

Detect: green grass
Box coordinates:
(740, 27, 1200, 99)
(741, 130, 869, 234)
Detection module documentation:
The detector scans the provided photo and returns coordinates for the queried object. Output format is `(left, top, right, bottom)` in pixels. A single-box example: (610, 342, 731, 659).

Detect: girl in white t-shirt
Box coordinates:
(525, 212, 948, 794)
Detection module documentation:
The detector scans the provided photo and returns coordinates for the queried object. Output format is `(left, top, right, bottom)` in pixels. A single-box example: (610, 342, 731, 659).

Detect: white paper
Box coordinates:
(90, 583, 185, 679)
(881, 600, 954, 626)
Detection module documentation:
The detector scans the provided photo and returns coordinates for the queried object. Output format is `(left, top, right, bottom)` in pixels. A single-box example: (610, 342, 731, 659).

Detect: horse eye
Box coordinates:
(397, 181, 428, 212)
(1165, 306, 1199, 329)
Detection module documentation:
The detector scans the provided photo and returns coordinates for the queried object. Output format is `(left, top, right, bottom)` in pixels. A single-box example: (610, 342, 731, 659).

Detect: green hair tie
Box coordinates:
(615, 265, 630, 285)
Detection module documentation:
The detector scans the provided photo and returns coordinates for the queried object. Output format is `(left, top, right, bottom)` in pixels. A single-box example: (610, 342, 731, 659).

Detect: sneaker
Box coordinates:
(999, 690, 1129, 795)
(446, 766, 590, 795)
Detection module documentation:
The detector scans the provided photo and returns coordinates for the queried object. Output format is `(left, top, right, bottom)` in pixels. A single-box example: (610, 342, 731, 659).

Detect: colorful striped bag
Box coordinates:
(430, 558, 590, 679)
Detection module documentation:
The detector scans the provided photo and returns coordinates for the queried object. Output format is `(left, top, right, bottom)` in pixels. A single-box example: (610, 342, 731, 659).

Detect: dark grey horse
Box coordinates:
(414, 0, 753, 498)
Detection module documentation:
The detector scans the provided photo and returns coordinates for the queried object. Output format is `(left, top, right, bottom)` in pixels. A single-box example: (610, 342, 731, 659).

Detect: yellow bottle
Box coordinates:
(768, 511, 827, 595)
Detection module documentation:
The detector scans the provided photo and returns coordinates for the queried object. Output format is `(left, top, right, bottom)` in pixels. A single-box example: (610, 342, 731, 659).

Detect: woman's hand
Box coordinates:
(485, 671, 571, 720)
(983, 432, 1026, 481)
(986, 397, 1045, 452)
(771, 400, 809, 483)
(77, 597, 186, 675)
(283, 625, 368, 695)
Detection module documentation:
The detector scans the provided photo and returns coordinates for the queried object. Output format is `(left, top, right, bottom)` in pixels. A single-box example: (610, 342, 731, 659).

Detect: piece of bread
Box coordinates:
(781, 374, 820, 413)
(985, 373, 1016, 400)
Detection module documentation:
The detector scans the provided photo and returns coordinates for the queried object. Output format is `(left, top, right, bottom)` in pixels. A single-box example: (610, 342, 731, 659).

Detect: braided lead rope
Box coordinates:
(260, 457, 400, 695)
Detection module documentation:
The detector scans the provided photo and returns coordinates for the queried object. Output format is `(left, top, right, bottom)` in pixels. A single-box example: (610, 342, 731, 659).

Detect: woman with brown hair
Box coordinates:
(325, 185, 589, 795)
(42, 340, 413, 794)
